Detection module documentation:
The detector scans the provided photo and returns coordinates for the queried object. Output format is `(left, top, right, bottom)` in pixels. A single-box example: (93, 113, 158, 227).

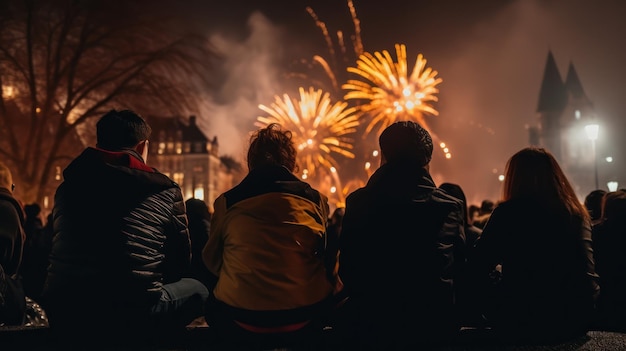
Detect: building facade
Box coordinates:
(147, 115, 242, 212)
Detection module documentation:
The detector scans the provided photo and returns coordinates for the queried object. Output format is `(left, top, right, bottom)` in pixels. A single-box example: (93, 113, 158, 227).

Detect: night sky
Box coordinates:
(165, 0, 626, 205)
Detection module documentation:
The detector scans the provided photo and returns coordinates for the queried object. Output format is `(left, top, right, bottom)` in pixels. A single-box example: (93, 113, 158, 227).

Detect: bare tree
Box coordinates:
(0, 0, 216, 205)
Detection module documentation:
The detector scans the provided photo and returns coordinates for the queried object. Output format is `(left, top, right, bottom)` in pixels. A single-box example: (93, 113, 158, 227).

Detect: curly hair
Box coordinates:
(247, 123, 298, 172)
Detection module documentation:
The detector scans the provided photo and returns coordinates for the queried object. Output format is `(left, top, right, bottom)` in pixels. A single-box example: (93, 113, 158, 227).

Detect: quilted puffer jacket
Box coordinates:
(42, 147, 191, 314)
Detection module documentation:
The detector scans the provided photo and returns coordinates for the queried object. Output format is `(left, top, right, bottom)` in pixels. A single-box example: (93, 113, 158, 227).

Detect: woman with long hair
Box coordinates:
(468, 147, 600, 344)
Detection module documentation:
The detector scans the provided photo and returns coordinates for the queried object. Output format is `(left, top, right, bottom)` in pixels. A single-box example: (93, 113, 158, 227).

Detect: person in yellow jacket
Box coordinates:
(202, 123, 342, 348)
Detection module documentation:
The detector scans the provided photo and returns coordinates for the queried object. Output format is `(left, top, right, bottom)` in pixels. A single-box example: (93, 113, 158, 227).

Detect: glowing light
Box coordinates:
(194, 186, 204, 200)
(365, 162, 371, 170)
(606, 156, 613, 163)
(257, 87, 360, 177)
(343, 43, 442, 136)
(498, 175, 505, 182)
(607, 181, 619, 192)
(330, 186, 337, 193)
(372, 150, 379, 157)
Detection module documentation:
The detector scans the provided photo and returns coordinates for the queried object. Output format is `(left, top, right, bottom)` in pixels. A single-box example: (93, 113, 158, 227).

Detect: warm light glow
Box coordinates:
(343, 43, 442, 136)
(606, 156, 613, 163)
(2, 85, 15, 99)
(607, 181, 619, 192)
(585, 124, 599, 141)
(445, 153, 451, 159)
(330, 186, 337, 193)
(498, 175, 505, 182)
(194, 186, 204, 200)
(330, 167, 337, 173)
(365, 162, 371, 170)
(257, 87, 360, 177)
(439, 142, 446, 148)
(372, 150, 379, 157)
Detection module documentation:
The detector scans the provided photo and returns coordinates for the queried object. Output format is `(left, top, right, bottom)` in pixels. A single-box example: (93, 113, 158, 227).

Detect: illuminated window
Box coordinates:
(158, 142, 166, 155)
(173, 172, 184, 185)
(175, 142, 182, 154)
(194, 185, 204, 200)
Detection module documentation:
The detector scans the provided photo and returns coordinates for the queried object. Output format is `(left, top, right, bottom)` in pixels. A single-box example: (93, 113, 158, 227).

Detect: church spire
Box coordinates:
(565, 62, 590, 103)
(536, 50, 567, 113)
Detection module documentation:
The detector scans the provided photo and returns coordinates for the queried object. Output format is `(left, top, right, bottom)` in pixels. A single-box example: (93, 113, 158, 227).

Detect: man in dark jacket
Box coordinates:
(42, 109, 208, 347)
(0, 162, 26, 326)
(336, 121, 466, 349)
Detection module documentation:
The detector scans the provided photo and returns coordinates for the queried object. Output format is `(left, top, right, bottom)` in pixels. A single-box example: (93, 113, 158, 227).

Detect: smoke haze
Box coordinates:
(183, 0, 626, 205)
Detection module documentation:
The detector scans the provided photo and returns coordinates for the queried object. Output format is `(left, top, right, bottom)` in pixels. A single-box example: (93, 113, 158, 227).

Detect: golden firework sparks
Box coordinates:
(342, 43, 443, 136)
(257, 87, 360, 177)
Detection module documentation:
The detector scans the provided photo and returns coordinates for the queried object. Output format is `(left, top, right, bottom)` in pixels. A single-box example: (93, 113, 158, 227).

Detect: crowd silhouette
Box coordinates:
(2, 113, 626, 351)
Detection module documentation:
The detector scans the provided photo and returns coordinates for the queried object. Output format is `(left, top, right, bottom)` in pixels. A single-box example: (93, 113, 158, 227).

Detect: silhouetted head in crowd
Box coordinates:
(503, 147, 589, 220)
(379, 121, 433, 168)
(440, 182, 470, 225)
(600, 190, 626, 223)
(185, 198, 211, 222)
(96, 109, 151, 162)
(479, 199, 495, 215)
(584, 189, 607, 223)
(24, 203, 41, 219)
(247, 123, 297, 172)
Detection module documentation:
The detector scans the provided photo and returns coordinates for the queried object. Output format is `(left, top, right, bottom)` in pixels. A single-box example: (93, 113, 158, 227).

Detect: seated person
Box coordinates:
(202, 123, 342, 349)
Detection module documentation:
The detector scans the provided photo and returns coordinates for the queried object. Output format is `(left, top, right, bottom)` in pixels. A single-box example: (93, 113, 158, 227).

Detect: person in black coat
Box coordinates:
(184, 198, 217, 291)
(591, 189, 626, 331)
(0, 162, 26, 326)
(336, 121, 466, 349)
(41, 109, 208, 347)
(468, 147, 599, 344)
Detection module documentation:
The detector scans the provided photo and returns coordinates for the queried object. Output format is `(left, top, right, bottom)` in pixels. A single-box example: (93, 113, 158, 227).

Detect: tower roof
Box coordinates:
(536, 50, 567, 113)
(565, 62, 590, 102)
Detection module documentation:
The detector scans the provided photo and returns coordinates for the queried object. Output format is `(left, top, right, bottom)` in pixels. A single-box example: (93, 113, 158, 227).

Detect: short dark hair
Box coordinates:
(247, 123, 297, 172)
(379, 121, 433, 166)
(96, 109, 151, 151)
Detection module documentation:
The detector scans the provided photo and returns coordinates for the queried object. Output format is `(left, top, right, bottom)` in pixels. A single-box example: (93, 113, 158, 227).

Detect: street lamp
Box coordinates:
(585, 124, 599, 189)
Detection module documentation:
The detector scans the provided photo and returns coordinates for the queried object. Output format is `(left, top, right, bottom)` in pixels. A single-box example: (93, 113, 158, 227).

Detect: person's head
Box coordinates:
(185, 198, 211, 221)
(479, 199, 495, 215)
(379, 121, 433, 168)
(247, 123, 297, 172)
(584, 189, 607, 221)
(329, 207, 345, 226)
(439, 182, 469, 224)
(96, 109, 151, 162)
(600, 190, 626, 222)
(503, 147, 588, 219)
(0, 161, 14, 192)
(24, 203, 41, 219)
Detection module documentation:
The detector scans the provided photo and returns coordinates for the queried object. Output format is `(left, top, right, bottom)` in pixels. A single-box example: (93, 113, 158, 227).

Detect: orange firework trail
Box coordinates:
(257, 87, 360, 177)
(304, 0, 363, 94)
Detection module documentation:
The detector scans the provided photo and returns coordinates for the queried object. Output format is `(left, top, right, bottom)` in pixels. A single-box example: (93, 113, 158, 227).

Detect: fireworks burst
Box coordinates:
(257, 87, 360, 177)
(342, 43, 443, 136)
